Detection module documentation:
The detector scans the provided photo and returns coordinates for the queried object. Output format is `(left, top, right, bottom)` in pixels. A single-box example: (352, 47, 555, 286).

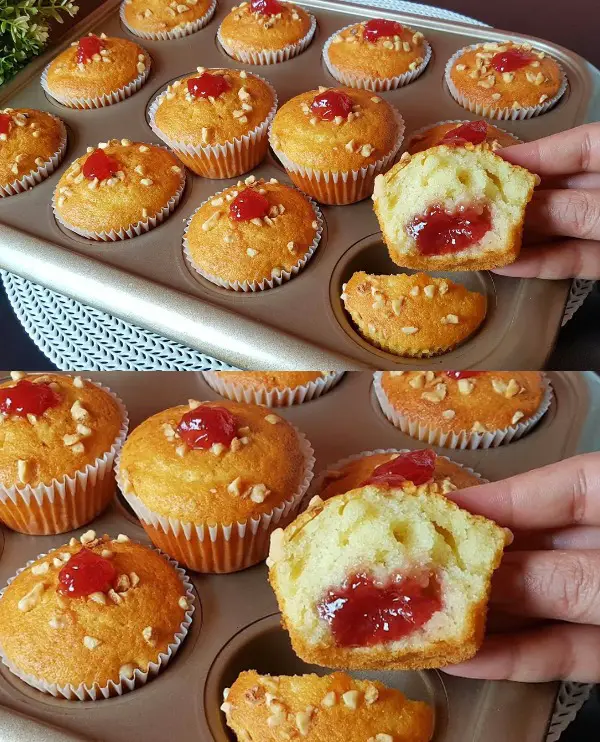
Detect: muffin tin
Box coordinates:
(1, 370, 600, 741)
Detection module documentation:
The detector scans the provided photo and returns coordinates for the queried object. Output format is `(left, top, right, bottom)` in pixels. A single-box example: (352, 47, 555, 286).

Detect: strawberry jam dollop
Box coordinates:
(76, 35, 104, 64)
(251, 0, 283, 15)
(311, 90, 353, 122)
(58, 549, 117, 598)
(82, 149, 120, 182)
(363, 19, 404, 43)
(407, 203, 492, 256)
(230, 189, 270, 221)
(362, 449, 436, 488)
(0, 380, 59, 417)
(177, 405, 237, 450)
(187, 73, 231, 99)
(491, 48, 535, 73)
(318, 571, 442, 646)
(0, 113, 11, 137)
(441, 120, 488, 146)
(445, 371, 484, 380)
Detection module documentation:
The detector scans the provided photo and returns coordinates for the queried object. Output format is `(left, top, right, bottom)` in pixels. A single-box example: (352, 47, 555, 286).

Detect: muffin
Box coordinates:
(53, 139, 186, 241)
(324, 19, 431, 91)
(0, 372, 128, 535)
(342, 272, 486, 357)
(218, 0, 316, 65)
(149, 67, 277, 178)
(373, 145, 538, 271)
(222, 671, 434, 742)
(183, 175, 322, 291)
(446, 40, 567, 120)
(270, 86, 404, 205)
(0, 108, 67, 198)
(117, 399, 314, 573)
(374, 370, 552, 449)
(42, 33, 151, 109)
(0, 533, 193, 699)
(202, 370, 344, 406)
(407, 119, 521, 155)
(120, 0, 216, 40)
(268, 484, 508, 670)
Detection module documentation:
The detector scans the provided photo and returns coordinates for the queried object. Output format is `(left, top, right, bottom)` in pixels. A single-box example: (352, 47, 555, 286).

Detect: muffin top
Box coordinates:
(45, 33, 150, 101)
(270, 86, 402, 172)
(54, 139, 184, 235)
(0, 372, 123, 489)
(118, 399, 309, 524)
(0, 108, 65, 187)
(326, 20, 428, 80)
(219, 0, 313, 54)
(0, 533, 189, 688)
(407, 119, 521, 155)
(152, 67, 276, 147)
(379, 370, 546, 433)
(210, 371, 332, 391)
(448, 41, 564, 112)
(123, 0, 214, 35)
(185, 176, 320, 284)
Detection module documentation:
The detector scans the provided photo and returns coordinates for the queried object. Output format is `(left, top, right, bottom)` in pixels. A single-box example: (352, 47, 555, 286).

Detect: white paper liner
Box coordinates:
(182, 183, 323, 292)
(0, 543, 195, 700)
(444, 44, 568, 121)
(373, 371, 553, 450)
(41, 50, 151, 110)
(323, 24, 431, 92)
(0, 115, 67, 198)
(148, 72, 278, 179)
(201, 371, 345, 406)
(119, 0, 216, 41)
(405, 118, 523, 153)
(0, 377, 129, 534)
(217, 13, 316, 65)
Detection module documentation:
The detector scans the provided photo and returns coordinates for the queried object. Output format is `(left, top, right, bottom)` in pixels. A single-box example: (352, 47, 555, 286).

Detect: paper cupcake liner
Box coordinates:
(116, 423, 315, 573)
(182, 184, 323, 292)
(217, 13, 316, 65)
(405, 118, 523, 153)
(201, 371, 345, 406)
(323, 25, 431, 92)
(270, 108, 405, 205)
(444, 44, 568, 121)
(0, 378, 129, 535)
(0, 543, 194, 700)
(0, 116, 67, 198)
(373, 371, 553, 450)
(119, 0, 216, 40)
(148, 73, 278, 178)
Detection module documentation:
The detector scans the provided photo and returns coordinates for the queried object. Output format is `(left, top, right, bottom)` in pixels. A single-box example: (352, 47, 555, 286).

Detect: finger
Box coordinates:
(511, 526, 600, 551)
(491, 239, 600, 278)
(486, 610, 544, 634)
(524, 189, 600, 240)
(442, 624, 600, 682)
(540, 172, 600, 191)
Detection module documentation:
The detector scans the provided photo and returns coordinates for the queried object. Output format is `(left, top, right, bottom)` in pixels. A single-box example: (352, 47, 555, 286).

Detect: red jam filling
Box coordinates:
(230, 189, 270, 221)
(407, 203, 492, 256)
(491, 48, 535, 73)
(311, 90, 353, 122)
(177, 405, 237, 450)
(76, 35, 104, 64)
(445, 371, 484, 380)
(318, 571, 442, 647)
(58, 549, 117, 598)
(362, 449, 436, 488)
(251, 0, 283, 15)
(0, 380, 59, 417)
(440, 120, 488, 146)
(363, 19, 404, 42)
(187, 73, 231, 99)
(82, 149, 120, 182)
(0, 113, 11, 137)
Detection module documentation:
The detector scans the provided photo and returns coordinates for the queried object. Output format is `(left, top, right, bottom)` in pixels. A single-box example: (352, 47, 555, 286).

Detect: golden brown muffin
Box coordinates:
(121, 0, 215, 39)
(268, 485, 508, 670)
(208, 371, 332, 392)
(446, 41, 565, 118)
(222, 670, 434, 742)
(342, 272, 486, 356)
(373, 145, 537, 271)
(183, 176, 321, 289)
(203, 371, 342, 407)
(0, 533, 191, 695)
(407, 119, 521, 155)
(43, 33, 150, 108)
(54, 139, 185, 239)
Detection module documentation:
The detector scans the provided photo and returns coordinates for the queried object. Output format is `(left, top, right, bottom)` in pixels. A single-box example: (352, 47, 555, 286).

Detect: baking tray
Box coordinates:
(1, 370, 600, 741)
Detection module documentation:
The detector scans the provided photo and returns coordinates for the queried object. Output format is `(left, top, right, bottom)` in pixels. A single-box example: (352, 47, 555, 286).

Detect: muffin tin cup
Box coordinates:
(115, 424, 316, 573)
(119, 0, 217, 41)
(148, 74, 278, 179)
(405, 119, 523, 153)
(217, 13, 317, 66)
(0, 115, 68, 199)
(322, 24, 432, 92)
(201, 371, 345, 406)
(444, 44, 568, 121)
(0, 543, 195, 700)
(182, 183, 324, 292)
(373, 372, 554, 450)
(0, 379, 129, 536)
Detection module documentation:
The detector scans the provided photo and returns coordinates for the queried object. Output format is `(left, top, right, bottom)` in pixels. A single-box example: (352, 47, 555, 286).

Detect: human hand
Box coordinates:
(495, 122, 600, 279)
(442, 452, 600, 682)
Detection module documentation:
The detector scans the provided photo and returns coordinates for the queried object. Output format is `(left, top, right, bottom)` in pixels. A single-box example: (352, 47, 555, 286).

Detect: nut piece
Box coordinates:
(264, 414, 279, 424)
(409, 374, 425, 390)
(458, 378, 474, 396)
(178, 595, 189, 610)
(80, 529, 96, 545)
(368, 735, 394, 742)
(31, 562, 49, 576)
(83, 635, 101, 650)
(322, 691, 337, 707)
(18, 582, 45, 612)
(364, 683, 379, 705)
(266, 527, 285, 567)
(342, 690, 360, 709)
(89, 592, 107, 605)
(142, 626, 156, 645)
(511, 410, 525, 425)
(119, 664, 136, 679)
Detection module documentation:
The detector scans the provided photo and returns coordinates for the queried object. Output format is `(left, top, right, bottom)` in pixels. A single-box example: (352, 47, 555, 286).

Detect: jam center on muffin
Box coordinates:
(58, 549, 117, 597)
(77, 34, 105, 64)
(362, 449, 436, 488)
(83, 149, 120, 182)
(0, 380, 59, 417)
(187, 73, 231, 100)
(440, 120, 488, 146)
(229, 189, 270, 221)
(445, 371, 484, 380)
(251, 0, 284, 15)
(0, 113, 11, 138)
(177, 405, 238, 449)
(491, 48, 535, 73)
(317, 570, 442, 646)
(363, 18, 404, 43)
(311, 90, 353, 122)
(407, 203, 492, 255)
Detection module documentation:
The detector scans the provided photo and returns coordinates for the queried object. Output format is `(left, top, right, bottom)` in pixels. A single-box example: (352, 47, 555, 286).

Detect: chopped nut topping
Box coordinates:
(80, 530, 96, 545)
(321, 691, 337, 708)
(296, 709, 312, 736)
(220, 701, 232, 714)
(17, 459, 30, 483)
(505, 379, 520, 398)
(423, 284, 435, 298)
(342, 690, 360, 709)
(83, 635, 101, 650)
(211, 442, 226, 456)
(116, 574, 131, 592)
(116, 534, 130, 543)
(142, 626, 155, 645)
(119, 664, 135, 679)
(249, 483, 270, 504)
(441, 314, 459, 325)
(442, 409, 456, 420)
(49, 615, 68, 629)
(108, 589, 123, 605)
(71, 400, 88, 421)
(32, 562, 49, 576)
(266, 528, 285, 567)
(265, 414, 279, 424)
(246, 247, 258, 257)
(368, 735, 394, 742)
(228, 477, 242, 496)
(458, 378, 474, 395)
(401, 326, 418, 335)
(10, 370, 26, 380)
(511, 410, 525, 424)
(361, 144, 374, 157)
(179, 595, 189, 610)
(409, 374, 425, 389)
(18, 582, 45, 612)
(101, 549, 113, 559)
(89, 592, 107, 605)
(364, 684, 379, 705)
(472, 421, 487, 433)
